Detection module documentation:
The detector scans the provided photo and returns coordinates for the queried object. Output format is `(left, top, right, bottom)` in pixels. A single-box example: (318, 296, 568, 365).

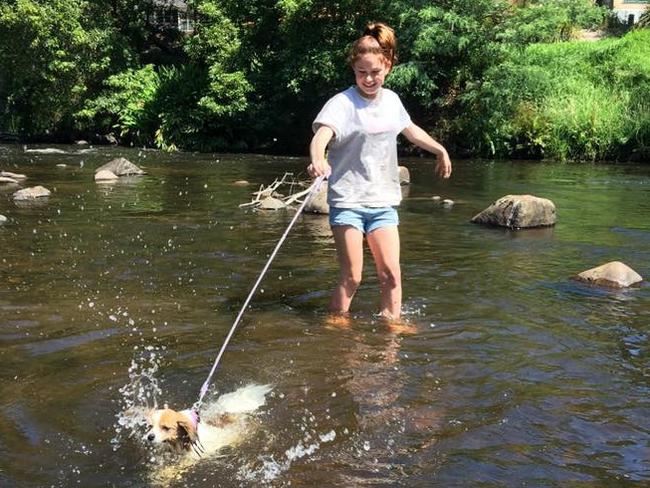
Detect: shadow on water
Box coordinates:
(0, 145, 649, 486)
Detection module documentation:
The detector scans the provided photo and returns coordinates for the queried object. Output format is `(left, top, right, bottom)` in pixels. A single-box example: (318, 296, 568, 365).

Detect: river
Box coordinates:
(0, 144, 648, 486)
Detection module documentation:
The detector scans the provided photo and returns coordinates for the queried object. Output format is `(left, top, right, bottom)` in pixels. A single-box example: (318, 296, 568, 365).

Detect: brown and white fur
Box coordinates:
(143, 384, 271, 482)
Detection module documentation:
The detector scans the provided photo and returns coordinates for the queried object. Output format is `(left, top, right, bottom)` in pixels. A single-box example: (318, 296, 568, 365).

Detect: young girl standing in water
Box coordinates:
(308, 22, 452, 320)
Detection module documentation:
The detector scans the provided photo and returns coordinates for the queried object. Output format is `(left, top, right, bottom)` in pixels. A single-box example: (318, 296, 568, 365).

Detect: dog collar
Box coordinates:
(189, 409, 200, 427)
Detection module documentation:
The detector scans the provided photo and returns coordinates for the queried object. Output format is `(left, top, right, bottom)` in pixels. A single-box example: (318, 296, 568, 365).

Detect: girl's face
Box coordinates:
(353, 53, 390, 99)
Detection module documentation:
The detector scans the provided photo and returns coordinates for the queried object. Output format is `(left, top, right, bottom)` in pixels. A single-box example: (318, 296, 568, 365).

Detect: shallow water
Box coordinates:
(1, 144, 649, 487)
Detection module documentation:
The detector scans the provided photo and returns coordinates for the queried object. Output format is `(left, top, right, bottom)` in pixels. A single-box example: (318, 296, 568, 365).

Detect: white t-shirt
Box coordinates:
(313, 87, 411, 208)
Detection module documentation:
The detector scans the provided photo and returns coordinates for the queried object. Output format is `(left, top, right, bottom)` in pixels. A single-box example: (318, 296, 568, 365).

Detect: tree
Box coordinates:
(0, 0, 115, 136)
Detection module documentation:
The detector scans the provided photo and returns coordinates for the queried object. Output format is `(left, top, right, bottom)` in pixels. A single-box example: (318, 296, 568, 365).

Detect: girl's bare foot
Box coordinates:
(324, 312, 352, 329)
(379, 313, 417, 335)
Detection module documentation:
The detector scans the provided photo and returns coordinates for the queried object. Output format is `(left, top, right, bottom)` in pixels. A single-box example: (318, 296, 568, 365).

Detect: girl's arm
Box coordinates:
(308, 125, 334, 178)
(402, 123, 452, 179)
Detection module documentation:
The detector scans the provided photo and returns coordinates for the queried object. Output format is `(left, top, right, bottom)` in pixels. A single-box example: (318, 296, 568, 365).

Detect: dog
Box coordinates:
(143, 384, 271, 482)
(147, 406, 206, 455)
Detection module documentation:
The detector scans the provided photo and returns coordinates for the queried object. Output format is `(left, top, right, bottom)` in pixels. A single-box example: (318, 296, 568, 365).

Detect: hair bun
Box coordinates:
(364, 23, 380, 38)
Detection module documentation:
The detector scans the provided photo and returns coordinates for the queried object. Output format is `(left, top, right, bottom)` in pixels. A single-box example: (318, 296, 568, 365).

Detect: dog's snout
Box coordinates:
(147, 433, 155, 442)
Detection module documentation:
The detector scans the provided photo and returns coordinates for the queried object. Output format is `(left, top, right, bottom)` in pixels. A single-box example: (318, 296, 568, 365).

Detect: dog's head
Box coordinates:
(146, 407, 200, 454)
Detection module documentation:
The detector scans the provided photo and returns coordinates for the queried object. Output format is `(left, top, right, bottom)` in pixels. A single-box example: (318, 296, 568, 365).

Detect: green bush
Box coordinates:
(77, 65, 161, 145)
(460, 29, 650, 160)
(497, 0, 608, 45)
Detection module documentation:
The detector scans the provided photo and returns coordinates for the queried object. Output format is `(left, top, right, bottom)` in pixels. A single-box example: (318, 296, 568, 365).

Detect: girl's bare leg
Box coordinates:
(367, 226, 401, 319)
(330, 225, 364, 313)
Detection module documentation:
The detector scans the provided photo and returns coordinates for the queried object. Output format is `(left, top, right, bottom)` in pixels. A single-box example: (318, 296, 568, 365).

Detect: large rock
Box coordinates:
(398, 166, 410, 185)
(13, 185, 51, 200)
(304, 181, 329, 214)
(575, 261, 643, 288)
(96, 157, 145, 177)
(471, 194, 556, 229)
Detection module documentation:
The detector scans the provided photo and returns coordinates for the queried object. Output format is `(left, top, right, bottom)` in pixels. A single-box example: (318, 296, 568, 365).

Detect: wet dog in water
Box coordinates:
(143, 384, 271, 480)
(146, 406, 207, 455)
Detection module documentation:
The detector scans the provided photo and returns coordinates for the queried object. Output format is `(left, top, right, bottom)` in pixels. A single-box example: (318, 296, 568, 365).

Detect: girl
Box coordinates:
(308, 22, 452, 320)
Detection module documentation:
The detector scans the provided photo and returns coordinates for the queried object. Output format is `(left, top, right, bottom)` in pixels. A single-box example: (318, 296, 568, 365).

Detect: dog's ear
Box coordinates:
(176, 418, 199, 450)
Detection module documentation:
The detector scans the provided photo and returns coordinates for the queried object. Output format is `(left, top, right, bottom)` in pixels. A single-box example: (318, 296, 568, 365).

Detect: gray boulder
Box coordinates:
(96, 157, 145, 177)
(304, 181, 329, 214)
(13, 185, 51, 200)
(471, 194, 556, 229)
(575, 261, 642, 288)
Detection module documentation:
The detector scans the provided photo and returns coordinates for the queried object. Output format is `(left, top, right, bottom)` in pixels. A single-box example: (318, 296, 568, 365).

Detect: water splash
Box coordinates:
(111, 345, 165, 450)
(238, 429, 336, 483)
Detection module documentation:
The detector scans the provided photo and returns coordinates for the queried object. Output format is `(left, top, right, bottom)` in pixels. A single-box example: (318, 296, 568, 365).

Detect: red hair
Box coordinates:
(349, 22, 397, 68)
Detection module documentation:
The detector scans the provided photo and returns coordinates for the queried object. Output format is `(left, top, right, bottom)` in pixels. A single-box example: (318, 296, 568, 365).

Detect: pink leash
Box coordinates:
(194, 175, 326, 410)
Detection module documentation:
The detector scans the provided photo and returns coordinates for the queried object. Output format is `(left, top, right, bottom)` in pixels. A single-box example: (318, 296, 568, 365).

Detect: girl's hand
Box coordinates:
(401, 124, 452, 179)
(308, 159, 332, 178)
(309, 126, 335, 178)
(435, 151, 452, 179)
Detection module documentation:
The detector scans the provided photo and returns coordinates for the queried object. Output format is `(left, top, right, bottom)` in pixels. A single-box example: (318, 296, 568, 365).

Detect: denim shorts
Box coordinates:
(329, 206, 399, 234)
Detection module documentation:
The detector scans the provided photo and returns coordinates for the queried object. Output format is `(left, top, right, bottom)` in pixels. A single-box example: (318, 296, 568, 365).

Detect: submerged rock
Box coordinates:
(442, 199, 455, 208)
(471, 194, 556, 229)
(95, 157, 145, 177)
(23, 147, 66, 154)
(233, 180, 250, 187)
(13, 185, 51, 200)
(1, 171, 27, 180)
(398, 166, 410, 185)
(304, 181, 329, 214)
(575, 261, 643, 288)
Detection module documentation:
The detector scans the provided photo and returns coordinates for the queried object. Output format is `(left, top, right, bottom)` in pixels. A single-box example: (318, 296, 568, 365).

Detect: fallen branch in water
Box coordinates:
(239, 172, 311, 210)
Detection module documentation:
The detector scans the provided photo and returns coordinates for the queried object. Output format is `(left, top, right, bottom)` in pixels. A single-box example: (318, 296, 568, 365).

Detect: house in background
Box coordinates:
(151, 0, 194, 33)
(598, 0, 648, 24)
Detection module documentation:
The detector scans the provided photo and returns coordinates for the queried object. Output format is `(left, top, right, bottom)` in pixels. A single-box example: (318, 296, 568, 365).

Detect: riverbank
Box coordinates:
(2, 2, 647, 160)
